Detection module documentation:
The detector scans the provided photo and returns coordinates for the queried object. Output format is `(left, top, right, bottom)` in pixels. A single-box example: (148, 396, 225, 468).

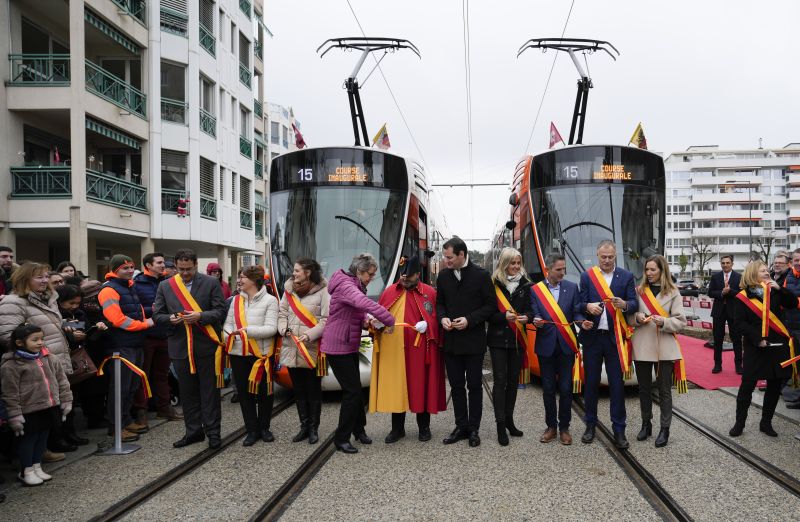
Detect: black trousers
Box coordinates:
(173, 354, 222, 439)
(737, 377, 782, 422)
(489, 347, 522, 424)
(444, 352, 484, 432)
(392, 412, 431, 432)
(328, 353, 366, 443)
(230, 355, 274, 434)
(635, 360, 674, 428)
(288, 367, 322, 403)
(713, 314, 742, 368)
(539, 350, 575, 431)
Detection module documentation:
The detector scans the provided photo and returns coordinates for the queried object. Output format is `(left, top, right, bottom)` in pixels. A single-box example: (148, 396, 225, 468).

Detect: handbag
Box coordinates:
(68, 346, 97, 384)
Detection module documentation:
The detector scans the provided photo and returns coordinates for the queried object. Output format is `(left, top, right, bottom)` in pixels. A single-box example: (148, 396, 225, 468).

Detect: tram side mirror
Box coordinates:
(508, 193, 519, 206)
(505, 220, 516, 231)
(424, 250, 435, 259)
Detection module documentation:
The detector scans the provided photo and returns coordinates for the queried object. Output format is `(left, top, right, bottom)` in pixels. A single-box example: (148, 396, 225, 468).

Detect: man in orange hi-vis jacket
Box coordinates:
(98, 254, 153, 443)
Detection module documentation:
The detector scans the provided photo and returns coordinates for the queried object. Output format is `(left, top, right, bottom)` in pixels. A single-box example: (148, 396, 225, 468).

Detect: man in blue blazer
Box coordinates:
(531, 253, 590, 445)
(578, 240, 638, 449)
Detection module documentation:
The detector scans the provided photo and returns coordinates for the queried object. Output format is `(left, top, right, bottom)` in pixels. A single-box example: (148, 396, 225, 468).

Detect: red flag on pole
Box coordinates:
(549, 122, 565, 149)
(292, 123, 306, 149)
(628, 122, 648, 150)
(54, 147, 61, 164)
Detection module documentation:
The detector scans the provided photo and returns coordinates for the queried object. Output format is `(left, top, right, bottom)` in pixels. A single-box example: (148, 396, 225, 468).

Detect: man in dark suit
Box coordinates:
(578, 240, 638, 449)
(708, 255, 742, 374)
(153, 249, 226, 449)
(436, 237, 496, 447)
(531, 253, 589, 446)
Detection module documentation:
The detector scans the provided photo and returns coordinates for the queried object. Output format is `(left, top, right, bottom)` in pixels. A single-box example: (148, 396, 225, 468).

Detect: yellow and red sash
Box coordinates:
(737, 286, 800, 386)
(639, 287, 688, 394)
(226, 295, 264, 358)
(495, 285, 532, 385)
(167, 275, 225, 388)
(97, 355, 152, 398)
(285, 292, 326, 377)
(587, 267, 634, 379)
(531, 281, 584, 393)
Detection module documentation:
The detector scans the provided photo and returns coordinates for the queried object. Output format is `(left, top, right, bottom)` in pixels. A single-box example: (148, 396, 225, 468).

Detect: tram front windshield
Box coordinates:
(534, 184, 663, 283)
(270, 187, 406, 298)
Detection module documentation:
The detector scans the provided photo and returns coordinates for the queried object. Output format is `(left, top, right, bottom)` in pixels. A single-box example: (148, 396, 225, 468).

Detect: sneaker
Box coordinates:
(124, 422, 149, 434)
(42, 450, 65, 463)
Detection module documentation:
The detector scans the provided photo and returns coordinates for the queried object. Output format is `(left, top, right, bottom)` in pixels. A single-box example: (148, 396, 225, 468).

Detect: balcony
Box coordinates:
(240, 209, 253, 229)
(7, 54, 70, 86)
(692, 210, 763, 221)
(200, 196, 217, 220)
(239, 0, 252, 19)
(254, 99, 263, 118)
(693, 226, 763, 238)
(255, 219, 264, 239)
(200, 108, 216, 138)
(788, 174, 800, 186)
(255, 40, 263, 60)
(254, 160, 263, 179)
(240, 136, 252, 158)
(788, 191, 800, 202)
(86, 170, 147, 212)
(161, 188, 186, 214)
(160, 6, 188, 37)
(691, 191, 763, 204)
(85, 61, 147, 119)
(199, 24, 215, 57)
(161, 97, 187, 125)
(239, 63, 251, 88)
(10, 167, 71, 198)
(112, 0, 146, 25)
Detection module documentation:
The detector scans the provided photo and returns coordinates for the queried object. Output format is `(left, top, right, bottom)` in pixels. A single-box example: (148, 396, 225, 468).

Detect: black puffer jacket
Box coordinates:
(486, 279, 532, 350)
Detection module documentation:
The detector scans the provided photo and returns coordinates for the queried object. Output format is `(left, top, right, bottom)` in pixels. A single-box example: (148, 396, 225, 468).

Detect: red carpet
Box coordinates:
(678, 334, 741, 390)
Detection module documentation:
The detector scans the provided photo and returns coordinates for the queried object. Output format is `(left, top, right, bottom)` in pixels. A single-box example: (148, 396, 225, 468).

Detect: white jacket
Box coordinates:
(223, 287, 278, 357)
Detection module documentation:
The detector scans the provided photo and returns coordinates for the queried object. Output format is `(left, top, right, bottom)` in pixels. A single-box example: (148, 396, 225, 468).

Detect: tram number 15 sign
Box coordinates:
(297, 168, 315, 182)
(556, 162, 638, 182)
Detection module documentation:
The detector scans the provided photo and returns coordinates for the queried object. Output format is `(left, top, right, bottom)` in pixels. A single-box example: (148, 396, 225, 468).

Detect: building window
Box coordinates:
(231, 171, 237, 204)
(218, 8, 225, 43)
(200, 157, 215, 199)
(240, 177, 251, 209)
(239, 32, 250, 67)
(240, 106, 249, 137)
(200, 76, 215, 114)
(219, 166, 226, 201)
(270, 121, 279, 144)
(161, 149, 188, 192)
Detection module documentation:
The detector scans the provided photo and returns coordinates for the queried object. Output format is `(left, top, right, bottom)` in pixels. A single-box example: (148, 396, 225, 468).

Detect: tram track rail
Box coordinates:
(572, 398, 691, 522)
(89, 397, 295, 522)
(714, 387, 800, 427)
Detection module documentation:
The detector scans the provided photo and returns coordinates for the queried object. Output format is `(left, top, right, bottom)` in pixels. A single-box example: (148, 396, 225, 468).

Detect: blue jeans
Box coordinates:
(583, 331, 627, 432)
(539, 350, 575, 431)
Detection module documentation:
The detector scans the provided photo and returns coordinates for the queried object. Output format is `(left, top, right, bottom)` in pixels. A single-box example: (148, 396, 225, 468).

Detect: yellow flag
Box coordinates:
(628, 122, 648, 150)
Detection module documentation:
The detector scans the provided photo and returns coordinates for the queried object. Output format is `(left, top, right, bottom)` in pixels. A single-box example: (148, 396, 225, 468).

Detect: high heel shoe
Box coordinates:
(636, 421, 652, 441)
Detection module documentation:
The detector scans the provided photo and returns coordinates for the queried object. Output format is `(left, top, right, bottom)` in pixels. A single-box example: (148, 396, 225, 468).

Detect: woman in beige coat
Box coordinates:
(629, 255, 687, 448)
(278, 257, 329, 445)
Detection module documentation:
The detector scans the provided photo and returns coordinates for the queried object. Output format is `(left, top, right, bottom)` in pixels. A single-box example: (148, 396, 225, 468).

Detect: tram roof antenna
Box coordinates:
(517, 38, 619, 145)
(317, 37, 421, 147)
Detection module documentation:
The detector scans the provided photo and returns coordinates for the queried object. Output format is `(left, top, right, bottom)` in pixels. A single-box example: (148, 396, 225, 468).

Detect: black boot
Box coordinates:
(654, 427, 670, 447)
(729, 399, 749, 437)
(292, 400, 309, 443)
(62, 411, 89, 446)
(636, 421, 652, 441)
(506, 417, 523, 437)
(760, 382, 780, 437)
(497, 421, 509, 446)
(308, 401, 321, 444)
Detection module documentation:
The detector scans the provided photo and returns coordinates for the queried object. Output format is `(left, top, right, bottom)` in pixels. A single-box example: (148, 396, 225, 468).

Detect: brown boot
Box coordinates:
(119, 429, 141, 443)
(559, 430, 573, 445)
(134, 408, 149, 427)
(157, 408, 184, 421)
(540, 427, 557, 443)
(124, 422, 149, 434)
(42, 450, 65, 463)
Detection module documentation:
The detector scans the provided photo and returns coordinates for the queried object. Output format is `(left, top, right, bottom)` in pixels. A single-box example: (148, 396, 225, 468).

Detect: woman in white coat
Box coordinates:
(629, 255, 687, 448)
(224, 265, 279, 446)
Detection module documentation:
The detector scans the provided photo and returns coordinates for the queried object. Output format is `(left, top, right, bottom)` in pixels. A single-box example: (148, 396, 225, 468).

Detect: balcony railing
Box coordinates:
(199, 24, 215, 57)
(240, 136, 252, 158)
(200, 108, 216, 138)
(255, 220, 264, 239)
(254, 160, 263, 179)
(161, 188, 186, 213)
(86, 169, 147, 211)
(239, 0, 252, 19)
(239, 62, 251, 87)
(8, 54, 70, 86)
(112, 0, 146, 25)
(255, 40, 263, 60)
(160, 6, 188, 37)
(85, 61, 147, 118)
(10, 167, 71, 198)
(240, 209, 253, 229)
(200, 196, 217, 220)
(161, 97, 187, 124)
(254, 99, 263, 118)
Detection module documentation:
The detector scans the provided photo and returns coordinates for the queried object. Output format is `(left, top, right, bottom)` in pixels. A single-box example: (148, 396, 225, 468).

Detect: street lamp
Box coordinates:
(725, 179, 754, 259)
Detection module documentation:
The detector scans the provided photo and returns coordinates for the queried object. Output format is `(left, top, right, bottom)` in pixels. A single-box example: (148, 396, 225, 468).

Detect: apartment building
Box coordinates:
(664, 144, 800, 276)
(0, 0, 271, 278)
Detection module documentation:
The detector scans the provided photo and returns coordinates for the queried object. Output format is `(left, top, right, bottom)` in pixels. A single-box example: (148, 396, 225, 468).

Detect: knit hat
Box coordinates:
(108, 254, 134, 274)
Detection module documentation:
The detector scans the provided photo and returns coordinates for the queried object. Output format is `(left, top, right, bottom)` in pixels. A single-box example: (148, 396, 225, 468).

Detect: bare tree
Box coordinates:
(754, 232, 779, 265)
(692, 241, 716, 280)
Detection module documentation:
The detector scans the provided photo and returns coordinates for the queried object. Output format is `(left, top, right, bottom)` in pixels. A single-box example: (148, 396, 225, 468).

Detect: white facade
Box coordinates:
(664, 144, 800, 276)
(0, 0, 267, 278)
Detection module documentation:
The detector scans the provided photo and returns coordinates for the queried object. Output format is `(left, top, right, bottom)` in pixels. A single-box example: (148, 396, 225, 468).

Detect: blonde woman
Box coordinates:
(629, 255, 687, 448)
(729, 260, 797, 438)
(486, 247, 532, 446)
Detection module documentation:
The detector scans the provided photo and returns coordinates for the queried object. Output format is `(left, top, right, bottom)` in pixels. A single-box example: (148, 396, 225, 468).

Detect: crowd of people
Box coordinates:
(0, 238, 798, 492)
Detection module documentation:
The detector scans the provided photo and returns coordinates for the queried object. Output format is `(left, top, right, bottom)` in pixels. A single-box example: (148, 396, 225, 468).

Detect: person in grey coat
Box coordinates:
(153, 249, 226, 449)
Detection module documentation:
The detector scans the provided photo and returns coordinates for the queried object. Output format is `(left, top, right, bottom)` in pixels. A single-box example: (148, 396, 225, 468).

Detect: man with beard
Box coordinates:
(0, 246, 14, 297)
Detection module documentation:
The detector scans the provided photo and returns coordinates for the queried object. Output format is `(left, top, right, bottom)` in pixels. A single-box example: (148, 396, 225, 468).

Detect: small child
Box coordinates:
(1, 323, 73, 486)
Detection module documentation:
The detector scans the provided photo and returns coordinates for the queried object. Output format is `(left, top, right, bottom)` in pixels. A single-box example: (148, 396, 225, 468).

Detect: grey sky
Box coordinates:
(264, 0, 800, 250)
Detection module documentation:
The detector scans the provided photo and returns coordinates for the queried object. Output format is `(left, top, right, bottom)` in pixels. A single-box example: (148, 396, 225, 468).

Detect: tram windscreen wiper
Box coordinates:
(559, 238, 586, 273)
(334, 215, 380, 245)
